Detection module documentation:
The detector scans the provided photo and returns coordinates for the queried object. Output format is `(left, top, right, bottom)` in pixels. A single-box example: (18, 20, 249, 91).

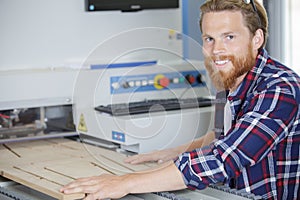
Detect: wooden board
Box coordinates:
(0, 138, 157, 200)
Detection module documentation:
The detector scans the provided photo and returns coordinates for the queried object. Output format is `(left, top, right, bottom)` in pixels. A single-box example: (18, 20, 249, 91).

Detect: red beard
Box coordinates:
(204, 45, 256, 91)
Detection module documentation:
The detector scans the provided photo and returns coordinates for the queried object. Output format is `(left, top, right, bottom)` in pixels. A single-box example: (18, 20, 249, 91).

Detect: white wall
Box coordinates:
(0, 0, 182, 69)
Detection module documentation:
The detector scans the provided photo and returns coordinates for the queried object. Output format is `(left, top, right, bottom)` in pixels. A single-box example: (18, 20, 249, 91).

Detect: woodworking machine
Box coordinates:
(0, 61, 261, 200)
(73, 59, 214, 153)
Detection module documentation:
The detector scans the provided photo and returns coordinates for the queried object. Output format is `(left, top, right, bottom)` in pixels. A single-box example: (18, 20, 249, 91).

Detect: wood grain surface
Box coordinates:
(0, 138, 157, 200)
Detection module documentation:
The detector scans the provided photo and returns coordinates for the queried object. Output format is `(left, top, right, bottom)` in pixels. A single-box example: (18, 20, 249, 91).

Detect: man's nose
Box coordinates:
(213, 39, 226, 55)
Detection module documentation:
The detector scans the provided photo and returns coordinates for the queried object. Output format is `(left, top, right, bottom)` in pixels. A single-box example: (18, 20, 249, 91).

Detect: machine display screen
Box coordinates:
(85, 0, 179, 12)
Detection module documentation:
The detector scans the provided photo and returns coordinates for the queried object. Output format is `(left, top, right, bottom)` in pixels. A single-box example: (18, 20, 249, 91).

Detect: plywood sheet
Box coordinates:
(0, 138, 157, 200)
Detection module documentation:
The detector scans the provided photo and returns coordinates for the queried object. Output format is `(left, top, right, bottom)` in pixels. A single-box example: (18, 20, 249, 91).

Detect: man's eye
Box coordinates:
(205, 37, 213, 42)
(226, 35, 234, 40)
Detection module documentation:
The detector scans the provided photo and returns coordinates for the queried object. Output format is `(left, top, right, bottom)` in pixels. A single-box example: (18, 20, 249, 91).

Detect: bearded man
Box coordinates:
(61, 1, 300, 199)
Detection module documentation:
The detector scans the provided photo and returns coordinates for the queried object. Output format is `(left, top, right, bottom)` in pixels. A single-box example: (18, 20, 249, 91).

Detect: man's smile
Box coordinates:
(214, 59, 230, 69)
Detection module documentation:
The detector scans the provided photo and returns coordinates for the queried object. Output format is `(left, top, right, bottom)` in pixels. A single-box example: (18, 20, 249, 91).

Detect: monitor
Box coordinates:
(85, 0, 179, 12)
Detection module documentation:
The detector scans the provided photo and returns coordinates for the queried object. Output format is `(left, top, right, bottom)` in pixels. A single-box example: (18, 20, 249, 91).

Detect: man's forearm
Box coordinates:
(125, 162, 187, 194)
(175, 131, 215, 153)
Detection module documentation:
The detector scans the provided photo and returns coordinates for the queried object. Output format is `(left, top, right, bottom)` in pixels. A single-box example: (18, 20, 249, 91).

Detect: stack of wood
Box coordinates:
(0, 139, 157, 200)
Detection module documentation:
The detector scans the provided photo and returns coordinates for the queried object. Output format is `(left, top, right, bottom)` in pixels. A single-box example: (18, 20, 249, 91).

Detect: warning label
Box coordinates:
(78, 114, 88, 132)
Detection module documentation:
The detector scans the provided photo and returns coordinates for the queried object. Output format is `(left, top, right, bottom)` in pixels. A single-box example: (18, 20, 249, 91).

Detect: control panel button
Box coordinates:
(197, 74, 203, 84)
(154, 74, 169, 89)
(142, 80, 148, 86)
(179, 77, 185, 83)
(128, 81, 135, 87)
(122, 82, 130, 88)
(148, 80, 155, 85)
(135, 80, 141, 87)
(158, 77, 170, 88)
(172, 78, 179, 84)
(111, 82, 120, 89)
(185, 74, 196, 84)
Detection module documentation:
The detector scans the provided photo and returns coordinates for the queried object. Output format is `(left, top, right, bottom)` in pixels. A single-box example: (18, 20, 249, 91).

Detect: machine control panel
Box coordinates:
(110, 70, 206, 94)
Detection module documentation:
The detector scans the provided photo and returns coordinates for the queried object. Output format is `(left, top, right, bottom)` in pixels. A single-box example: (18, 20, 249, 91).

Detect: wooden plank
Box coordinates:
(2, 167, 84, 200)
(0, 138, 158, 200)
(0, 144, 25, 169)
(44, 159, 112, 179)
(0, 144, 21, 161)
(14, 162, 75, 186)
(0, 140, 87, 199)
(84, 143, 158, 172)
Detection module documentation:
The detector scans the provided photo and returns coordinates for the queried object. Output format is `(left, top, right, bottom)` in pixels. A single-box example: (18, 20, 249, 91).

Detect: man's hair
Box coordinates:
(199, 0, 268, 50)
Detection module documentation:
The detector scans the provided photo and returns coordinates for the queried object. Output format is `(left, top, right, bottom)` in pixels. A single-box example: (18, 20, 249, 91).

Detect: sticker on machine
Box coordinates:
(112, 131, 125, 142)
(78, 113, 88, 132)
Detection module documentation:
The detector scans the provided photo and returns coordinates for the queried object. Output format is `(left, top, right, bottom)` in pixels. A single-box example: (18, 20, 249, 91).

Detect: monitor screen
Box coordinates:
(86, 0, 179, 12)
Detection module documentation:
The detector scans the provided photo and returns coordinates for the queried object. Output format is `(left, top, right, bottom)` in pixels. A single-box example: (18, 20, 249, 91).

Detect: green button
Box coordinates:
(179, 77, 185, 83)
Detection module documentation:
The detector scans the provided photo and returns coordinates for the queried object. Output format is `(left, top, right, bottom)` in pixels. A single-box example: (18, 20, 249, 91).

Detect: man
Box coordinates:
(61, 0, 300, 199)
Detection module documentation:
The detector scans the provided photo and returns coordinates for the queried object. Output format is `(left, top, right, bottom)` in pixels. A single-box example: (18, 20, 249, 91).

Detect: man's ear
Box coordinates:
(252, 29, 264, 50)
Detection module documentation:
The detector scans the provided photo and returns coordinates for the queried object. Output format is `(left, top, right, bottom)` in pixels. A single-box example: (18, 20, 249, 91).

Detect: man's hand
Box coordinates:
(60, 174, 130, 200)
(124, 132, 216, 165)
(60, 162, 186, 200)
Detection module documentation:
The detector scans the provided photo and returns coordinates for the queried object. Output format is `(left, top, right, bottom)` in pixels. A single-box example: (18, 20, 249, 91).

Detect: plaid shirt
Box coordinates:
(175, 49, 300, 200)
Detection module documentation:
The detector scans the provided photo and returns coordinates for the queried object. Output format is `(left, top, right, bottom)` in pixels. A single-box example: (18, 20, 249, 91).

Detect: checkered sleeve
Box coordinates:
(175, 82, 299, 190)
(175, 144, 229, 189)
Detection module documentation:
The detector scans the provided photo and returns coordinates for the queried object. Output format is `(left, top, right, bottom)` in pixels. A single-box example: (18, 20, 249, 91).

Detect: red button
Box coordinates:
(185, 75, 195, 84)
(158, 77, 170, 88)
